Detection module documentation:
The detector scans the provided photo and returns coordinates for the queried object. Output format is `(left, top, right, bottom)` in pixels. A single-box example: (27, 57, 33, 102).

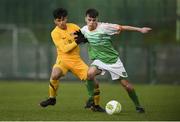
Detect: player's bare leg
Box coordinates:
(40, 67, 63, 107)
(120, 79, 145, 113)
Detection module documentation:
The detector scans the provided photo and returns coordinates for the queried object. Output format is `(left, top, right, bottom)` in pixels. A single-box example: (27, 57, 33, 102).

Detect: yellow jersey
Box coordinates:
(51, 23, 88, 80)
(51, 23, 80, 60)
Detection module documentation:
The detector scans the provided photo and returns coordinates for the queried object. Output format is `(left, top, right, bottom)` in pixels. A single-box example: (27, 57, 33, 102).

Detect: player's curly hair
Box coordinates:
(86, 8, 99, 18)
(53, 8, 68, 19)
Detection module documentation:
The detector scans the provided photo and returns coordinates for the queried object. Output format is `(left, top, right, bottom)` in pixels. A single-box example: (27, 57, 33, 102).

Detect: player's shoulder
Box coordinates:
(81, 25, 88, 32)
(81, 25, 87, 29)
(67, 23, 80, 29)
(99, 22, 119, 28)
(80, 25, 89, 34)
(51, 26, 58, 35)
(51, 26, 60, 35)
(98, 22, 111, 27)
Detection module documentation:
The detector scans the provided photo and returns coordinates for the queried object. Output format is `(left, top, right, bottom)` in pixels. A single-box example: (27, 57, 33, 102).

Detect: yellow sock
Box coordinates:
(94, 88, 100, 105)
(49, 79, 59, 98)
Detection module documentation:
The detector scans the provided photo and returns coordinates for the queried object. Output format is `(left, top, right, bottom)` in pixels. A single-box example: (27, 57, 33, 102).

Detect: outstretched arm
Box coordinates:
(101, 23, 152, 35)
(119, 25, 152, 33)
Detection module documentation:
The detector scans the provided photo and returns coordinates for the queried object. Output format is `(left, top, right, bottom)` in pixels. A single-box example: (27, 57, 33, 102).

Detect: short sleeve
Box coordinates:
(80, 26, 86, 35)
(100, 22, 120, 35)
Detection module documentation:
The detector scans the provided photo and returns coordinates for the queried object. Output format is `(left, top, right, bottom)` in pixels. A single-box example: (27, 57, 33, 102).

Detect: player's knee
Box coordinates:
(121, 79, 134, 91)
(51, 67, 62, 80)
(51, 72, 61, 80)
(51, 74, 58, 80)
(87, 70, 96, 80)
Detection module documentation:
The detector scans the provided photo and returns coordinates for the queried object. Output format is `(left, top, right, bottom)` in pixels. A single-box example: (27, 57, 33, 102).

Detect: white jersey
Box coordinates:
(81, 22, 121, 63)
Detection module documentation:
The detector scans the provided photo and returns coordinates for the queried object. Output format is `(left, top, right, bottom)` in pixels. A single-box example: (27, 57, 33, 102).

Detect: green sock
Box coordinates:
(128, 89, 140, 107)
(85, 80, 94, 101)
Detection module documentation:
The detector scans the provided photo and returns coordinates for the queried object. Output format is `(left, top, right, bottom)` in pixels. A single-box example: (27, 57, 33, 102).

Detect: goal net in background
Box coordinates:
(0, 24, 49, 80)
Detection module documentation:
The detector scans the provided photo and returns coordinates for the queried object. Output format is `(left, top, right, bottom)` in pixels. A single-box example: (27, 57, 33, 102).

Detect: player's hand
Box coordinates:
(74, 30, 88, 44)
(140, 27, 152, 33)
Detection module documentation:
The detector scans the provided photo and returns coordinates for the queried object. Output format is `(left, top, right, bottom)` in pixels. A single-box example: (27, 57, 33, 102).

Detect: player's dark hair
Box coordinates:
(86, 8, 99, 18)
(53, 8, 68, 19)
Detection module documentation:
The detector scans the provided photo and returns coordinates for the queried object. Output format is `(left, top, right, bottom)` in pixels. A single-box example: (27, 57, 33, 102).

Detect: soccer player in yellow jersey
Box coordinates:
(39, 8, 104, 112)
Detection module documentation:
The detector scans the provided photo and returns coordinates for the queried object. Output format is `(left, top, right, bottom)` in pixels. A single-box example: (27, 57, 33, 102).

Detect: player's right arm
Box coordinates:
(51, 31, 77, 53)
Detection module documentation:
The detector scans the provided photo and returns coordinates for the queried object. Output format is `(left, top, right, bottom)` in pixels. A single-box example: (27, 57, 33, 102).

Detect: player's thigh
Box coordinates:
(70, 60, 89, 81)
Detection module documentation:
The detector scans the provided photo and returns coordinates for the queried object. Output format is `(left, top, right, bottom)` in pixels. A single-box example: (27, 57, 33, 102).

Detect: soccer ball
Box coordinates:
(105, 100, 122, 115)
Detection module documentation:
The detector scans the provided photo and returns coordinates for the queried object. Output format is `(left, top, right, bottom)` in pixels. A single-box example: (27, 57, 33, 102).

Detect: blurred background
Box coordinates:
(0, 0, 179, 84)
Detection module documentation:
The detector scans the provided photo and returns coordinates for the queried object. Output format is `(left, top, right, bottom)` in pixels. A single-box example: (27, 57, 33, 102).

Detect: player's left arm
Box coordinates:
(119, 25, 152, 34)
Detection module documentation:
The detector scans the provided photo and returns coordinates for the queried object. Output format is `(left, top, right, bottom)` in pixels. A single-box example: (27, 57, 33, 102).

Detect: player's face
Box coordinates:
(85, 15, 98, 31)
(54, 17, 67, 29)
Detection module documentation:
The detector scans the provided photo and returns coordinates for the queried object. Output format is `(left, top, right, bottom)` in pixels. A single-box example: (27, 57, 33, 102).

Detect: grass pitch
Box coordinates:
(0, 81, 180, 121)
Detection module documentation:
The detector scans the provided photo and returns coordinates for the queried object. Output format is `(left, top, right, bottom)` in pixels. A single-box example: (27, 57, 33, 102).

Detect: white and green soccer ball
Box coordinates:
(105, 100, 122, 115)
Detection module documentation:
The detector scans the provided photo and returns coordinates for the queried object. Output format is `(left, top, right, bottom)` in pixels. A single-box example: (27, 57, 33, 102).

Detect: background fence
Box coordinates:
(0, 0, 179, 84)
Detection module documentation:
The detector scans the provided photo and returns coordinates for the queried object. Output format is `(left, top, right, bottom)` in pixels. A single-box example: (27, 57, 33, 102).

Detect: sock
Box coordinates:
(94, 88, 100, 105)
(49, 79, 59, 98)
(128, 89, 140, 107)
(85, 80, 94, 101)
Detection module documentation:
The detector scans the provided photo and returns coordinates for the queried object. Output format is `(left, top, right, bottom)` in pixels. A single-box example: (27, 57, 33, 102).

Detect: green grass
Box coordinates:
(0, 81, 180, 121)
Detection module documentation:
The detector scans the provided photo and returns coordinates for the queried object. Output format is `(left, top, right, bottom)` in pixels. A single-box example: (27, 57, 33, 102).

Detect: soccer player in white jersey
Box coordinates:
(81, 8, 152, 113)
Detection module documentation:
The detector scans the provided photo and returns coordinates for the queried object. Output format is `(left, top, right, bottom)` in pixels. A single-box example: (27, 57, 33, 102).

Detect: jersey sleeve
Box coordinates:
(51, 31, 77, 53)
(100, 22, 120, 35)
(80, 26, 86, 35)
